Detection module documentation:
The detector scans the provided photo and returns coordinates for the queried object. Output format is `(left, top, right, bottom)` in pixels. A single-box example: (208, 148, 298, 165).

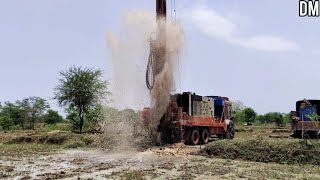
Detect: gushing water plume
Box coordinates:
(148, 20, 184, 138)
(106, 10, 184, 146)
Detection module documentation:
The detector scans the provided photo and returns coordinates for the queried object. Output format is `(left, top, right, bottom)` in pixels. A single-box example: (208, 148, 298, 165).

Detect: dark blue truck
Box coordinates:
(291, 99, 320, 138)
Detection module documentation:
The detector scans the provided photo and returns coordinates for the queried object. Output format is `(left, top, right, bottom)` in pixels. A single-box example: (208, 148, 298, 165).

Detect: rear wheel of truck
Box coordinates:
(190, 128, 200, 145)
(226, 122, 235, 139)
(201, 128, 209, 144)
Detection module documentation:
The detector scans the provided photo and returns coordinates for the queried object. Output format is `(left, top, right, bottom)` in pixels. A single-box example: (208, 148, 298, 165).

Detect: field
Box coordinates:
(1, 124, 320, 179)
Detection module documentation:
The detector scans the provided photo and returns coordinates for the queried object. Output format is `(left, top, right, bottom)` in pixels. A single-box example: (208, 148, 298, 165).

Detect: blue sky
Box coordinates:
(0, 0, 319, 114)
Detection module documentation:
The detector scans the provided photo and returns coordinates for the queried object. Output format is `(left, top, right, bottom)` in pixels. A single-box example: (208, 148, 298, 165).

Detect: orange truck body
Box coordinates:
(140, 92, 235, 145)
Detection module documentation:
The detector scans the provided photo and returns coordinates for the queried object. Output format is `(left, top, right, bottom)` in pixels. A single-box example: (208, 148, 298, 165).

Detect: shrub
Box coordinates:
(43, 110, 63, 125)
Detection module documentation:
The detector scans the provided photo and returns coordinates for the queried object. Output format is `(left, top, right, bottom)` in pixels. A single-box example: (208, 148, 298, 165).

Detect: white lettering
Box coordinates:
(309, 0, 319, 16)
(300, 0, 308, 17)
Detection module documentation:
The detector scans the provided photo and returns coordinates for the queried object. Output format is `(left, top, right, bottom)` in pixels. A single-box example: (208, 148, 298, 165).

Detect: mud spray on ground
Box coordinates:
(106, 11, 184, 149)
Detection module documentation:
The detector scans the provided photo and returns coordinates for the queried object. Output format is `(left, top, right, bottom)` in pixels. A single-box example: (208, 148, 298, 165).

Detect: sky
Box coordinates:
(0, 0, 320, 114)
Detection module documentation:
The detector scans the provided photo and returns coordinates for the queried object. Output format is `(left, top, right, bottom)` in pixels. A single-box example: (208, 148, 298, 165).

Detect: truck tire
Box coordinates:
(190, 128, 200, 145)
(201, 128, 209, 144)
(226, 122, 235, 139)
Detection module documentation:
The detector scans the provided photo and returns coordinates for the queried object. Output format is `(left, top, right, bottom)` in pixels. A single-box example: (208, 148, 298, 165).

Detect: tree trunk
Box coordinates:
(32, 118, 35, 130)
(20, 121, 24, 129)
(79, 106, 84, 134)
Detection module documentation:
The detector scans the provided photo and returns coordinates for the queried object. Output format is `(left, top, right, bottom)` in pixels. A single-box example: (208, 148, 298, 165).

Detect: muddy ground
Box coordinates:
(2, 142, 320, 180)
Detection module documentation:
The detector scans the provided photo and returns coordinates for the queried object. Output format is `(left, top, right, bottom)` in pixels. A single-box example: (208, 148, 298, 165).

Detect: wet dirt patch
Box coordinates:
(1, 144, 320, 179)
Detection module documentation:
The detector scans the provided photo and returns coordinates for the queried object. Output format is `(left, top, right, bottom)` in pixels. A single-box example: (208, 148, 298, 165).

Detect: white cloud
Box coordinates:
(190, 6, 299, 52)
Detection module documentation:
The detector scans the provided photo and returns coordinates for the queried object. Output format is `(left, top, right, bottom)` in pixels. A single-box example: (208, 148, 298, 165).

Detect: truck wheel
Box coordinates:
(201, 129, 209, 144)
(190, 128, 200, 145)
(226, 122, 235, 139)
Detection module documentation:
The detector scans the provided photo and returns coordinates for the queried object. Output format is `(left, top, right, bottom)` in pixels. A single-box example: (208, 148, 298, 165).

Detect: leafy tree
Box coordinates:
(234, 110, 244, 123)
(66, 105, 105, 132)
(0, 104, 14, 130)
(256, 114, 266, 124)
(1, 102, 23, 128)
(258, 112, 286, 126)
(263, 113, 274, 124)
(17, 97, 49, 129)
(272, 112, 284, 127)
(242, 108, 257, 123)
(85, 104, 105, 126)
(283, 113, 291, 124)
(54, 66, 109, 133)
(65, 107, 80, 131)
(43, 109, 63, 124)
(0, 114, 14, 131)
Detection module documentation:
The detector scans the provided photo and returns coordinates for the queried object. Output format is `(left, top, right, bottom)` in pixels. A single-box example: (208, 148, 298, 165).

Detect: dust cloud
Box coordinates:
(106, 11, 184, 146)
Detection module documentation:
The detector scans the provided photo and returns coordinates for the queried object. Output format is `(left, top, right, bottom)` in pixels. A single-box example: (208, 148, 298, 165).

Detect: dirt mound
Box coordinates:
(204, 138, 320, 165)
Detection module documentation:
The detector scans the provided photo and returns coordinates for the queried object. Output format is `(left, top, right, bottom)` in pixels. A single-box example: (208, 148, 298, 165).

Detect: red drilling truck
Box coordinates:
(141, 92, 235, 145)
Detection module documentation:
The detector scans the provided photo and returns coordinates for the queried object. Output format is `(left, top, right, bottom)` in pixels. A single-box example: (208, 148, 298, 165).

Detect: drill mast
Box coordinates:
(146, 0, 167, 91)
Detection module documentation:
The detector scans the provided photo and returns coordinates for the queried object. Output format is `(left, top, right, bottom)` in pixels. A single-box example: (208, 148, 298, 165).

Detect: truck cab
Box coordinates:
(291, 99, 320, 138)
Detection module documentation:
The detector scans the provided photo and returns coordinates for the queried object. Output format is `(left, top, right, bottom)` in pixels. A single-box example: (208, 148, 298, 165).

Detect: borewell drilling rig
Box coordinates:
(146, 0, 167, 90)
(143, 0, 235, 145)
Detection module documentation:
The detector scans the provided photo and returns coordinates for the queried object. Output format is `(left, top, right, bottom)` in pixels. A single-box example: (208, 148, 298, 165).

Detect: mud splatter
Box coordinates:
(107, 11, 184, 145)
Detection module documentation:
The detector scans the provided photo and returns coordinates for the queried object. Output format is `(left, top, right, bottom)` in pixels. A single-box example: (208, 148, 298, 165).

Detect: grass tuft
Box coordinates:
(205, 138, 320, 165)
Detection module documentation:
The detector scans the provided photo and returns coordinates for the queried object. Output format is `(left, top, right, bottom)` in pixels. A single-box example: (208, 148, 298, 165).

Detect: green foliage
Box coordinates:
(256, 115, 265, 124)
(233, 106, 257, 124)
(242, 108, 257, 123)
(273, 112, 284, 126)
(283, 113, 291, 124)
(66, 105, 105, 132)
(41, 123, 71, 132)
(234, 110, 245, 123)
(0, 115, 14, 131)
(306, 112, 319, 128)
(1, 102, 23, 128)
(16, 97, 49, 129)
(85, 104, 106, 127)
(54, 66, 109, 133)
(43, 109, 63, 125)
(257, 112, 286, 126)
(0, 98, 50, 130)
(232, 100, 246, 123)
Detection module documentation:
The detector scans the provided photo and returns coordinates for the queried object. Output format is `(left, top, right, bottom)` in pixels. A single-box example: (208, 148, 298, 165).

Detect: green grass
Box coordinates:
(0, 143, 62, 157)
(204, 124, 320, 165)
(6, 131, 95, 146)
(205, 137, 320, 165)
(0, 131, 98, 158)
(186, 157, 320, 179)
(234, 124, 292, 139)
